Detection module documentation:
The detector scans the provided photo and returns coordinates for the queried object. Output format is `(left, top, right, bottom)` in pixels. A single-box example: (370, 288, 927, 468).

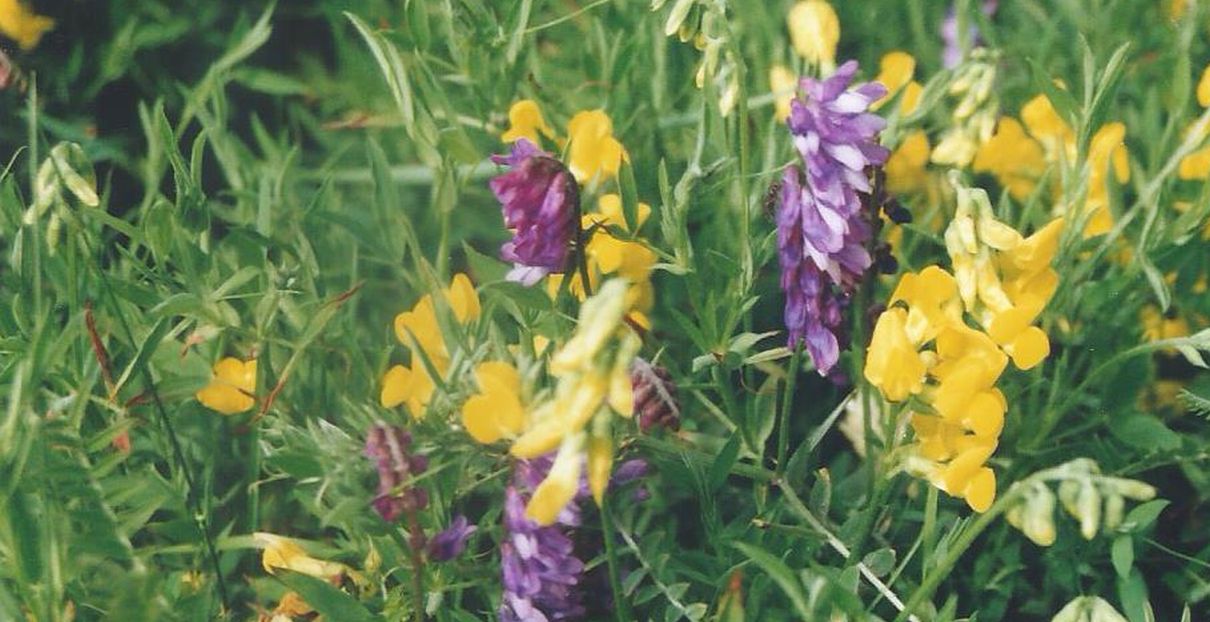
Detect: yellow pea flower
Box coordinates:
(196, 357, 257, 415)
(770, 64, 798, 121)
(567, 110, 627, 183)
(0, 0, 55, 51)
(885, 130, 932, 195)
(1021, 94, 1075, 158)
(787, 0, 839, 72)
(972, 117, 1046, 200)
(889, 266, 961, 345)
(501, 100, 555, 145)
(1177, 120, 1210, 180)
(526, 436, 584, 525)
(462, 361, 527, 444)
(255, 533, 346, 579)
(864, 307, 928, 402)
(448, 273, 482, 323)
(872, 51, 916, 110)
(380, 363, 437, 419)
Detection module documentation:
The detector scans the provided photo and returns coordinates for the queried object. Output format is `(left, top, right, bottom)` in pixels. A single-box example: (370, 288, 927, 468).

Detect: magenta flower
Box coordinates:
(489, 139, 579, 286)
(779, 61, 889, 377)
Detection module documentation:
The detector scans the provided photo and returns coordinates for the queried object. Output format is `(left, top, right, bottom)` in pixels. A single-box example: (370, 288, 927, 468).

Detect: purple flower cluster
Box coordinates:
(428, 515, 477, 562)
(500, 455, 649, 621)
(779, 61, 889, 377)
(490, 139, 579, 286)
(941, 1, 1000, 68)
(364, 424, 429, 523)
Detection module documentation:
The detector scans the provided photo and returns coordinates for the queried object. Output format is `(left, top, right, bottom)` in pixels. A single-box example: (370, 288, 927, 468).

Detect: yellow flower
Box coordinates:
(1082, 122, 1130, 237)
(501, 99, 555, 145)
(526, 438, 583, 525)
(196, 357, 257, 415)
(787, 0, 839, 71)
(386, 274, 480, 418)
(462, 361, 527, 444)
(1021, 94, 1075, 159)
(550, 195, 657, 315)
(872, 51, 916, 110)
(1178, 121, 1210, 180)
(567, 110, 626, 183)
(1198, 63, 1210, 107)
(864, 307, 928, 402)
(1140, 306, 1189, 342)
(770, 64, 797, 121)
(972, 118, 1046, 200)
(256, 533, 346, 580)
(885, 130, 931, 195)
(0, 0, 55, 51)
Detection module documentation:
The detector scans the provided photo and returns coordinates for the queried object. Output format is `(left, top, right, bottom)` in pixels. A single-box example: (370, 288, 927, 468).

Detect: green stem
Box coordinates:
(600, 495, 632, 622)
(776, 347, 802, 475)
(920, 486, 939, 582)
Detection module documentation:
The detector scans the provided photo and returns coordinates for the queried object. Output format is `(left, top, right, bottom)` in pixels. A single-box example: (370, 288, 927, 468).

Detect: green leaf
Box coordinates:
(1111, 535, 1134, 579)
(1110, 416, 1181, 452)
(1122, 500, 1169, 532)
(619, 158, 642, 235)
(276, 571, 379, 622)
(862, 548, 896, 578)
(708, 433, 741, 492)
(731, 542, 811, 619)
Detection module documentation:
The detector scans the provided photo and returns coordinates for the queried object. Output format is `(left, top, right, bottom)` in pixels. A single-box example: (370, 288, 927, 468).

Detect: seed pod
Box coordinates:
(631, 358, 680, 432)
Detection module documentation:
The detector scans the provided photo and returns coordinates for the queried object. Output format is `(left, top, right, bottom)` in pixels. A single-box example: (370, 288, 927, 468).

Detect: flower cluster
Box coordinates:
(381, 273, 480, 418)
(931, 48, 999, 167)
(973, 91, 1130, 237)
(364, 423, 429, 524)
(778, 60, 889, 376)
(491, 102, 628, 284)
(865, 177, 1063, 512)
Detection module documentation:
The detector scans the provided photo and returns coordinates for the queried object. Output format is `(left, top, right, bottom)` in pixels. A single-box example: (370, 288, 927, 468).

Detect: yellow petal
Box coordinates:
(770, 64, 798, 121)
(608, 366, 634, 417)
(380, 365, 412, 408)
(447, 273, 481, 323)
(567, 110, 626, 182)
(941, 445, 995, 494)
(873, 51, 916, 108)
(964, 467, 996, 512)
(525, 446, 582, 525)
(787, 0, 839, 68)
(475, 361, 521, 395)
(196, 384, 255, 415)
(462, 394, 506, 444)
(1199, 64, 1210, 108)
(965, 391, 1006, 438)
(587, 435, 613, 505)
(501, 99, 554, 144)
(213, 357, 256, 393)
(1007, 326, 1050, 370)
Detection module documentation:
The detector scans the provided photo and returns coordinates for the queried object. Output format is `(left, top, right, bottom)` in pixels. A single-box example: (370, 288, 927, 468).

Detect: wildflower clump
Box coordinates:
(778, 60, 889, 377)
(382, 273, 480, 418)
(865, 176, 1063, 512)
(509, 279, 641, 525)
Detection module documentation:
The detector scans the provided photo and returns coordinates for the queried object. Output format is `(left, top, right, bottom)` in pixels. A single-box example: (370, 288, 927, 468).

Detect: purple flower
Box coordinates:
(490, 139, 579, 286)
(779, 61, 888, 377)
(500, 465, 586, 621)
(428, 515, 477, 562)
(365, 424, 429, 523)
(941, 1, 1000, 68)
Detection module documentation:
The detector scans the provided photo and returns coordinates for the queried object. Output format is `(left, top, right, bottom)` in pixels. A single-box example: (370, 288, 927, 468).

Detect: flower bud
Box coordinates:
(631, 359, 681, 432)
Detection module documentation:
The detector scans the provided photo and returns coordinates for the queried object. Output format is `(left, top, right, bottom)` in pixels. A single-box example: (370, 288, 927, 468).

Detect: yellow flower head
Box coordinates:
(0, 0, 55, 51)
(196, 357, 257, 415)
(501, 100, 555, 145)
(379, 362, 437, 419)
(462, 361, 527, 444)
(255, 533, 346, 580)
(787, 0, 840, 71)
(864, 307, 929, 402)
(567, 110, 627, 183)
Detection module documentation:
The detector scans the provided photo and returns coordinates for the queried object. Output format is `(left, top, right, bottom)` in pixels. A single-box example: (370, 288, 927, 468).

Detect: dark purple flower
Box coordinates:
(630, 358, 680, 433)
(490, 139, 579, 286)
(941, 1, 1000, 68)
(365, 424, 429, 523)
(780, 61, 888, 377)
(428, 515, 477, 562)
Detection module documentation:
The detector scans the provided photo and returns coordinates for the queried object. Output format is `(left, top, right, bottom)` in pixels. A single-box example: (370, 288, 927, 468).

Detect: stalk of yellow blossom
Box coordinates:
(510, 279, 641, 524)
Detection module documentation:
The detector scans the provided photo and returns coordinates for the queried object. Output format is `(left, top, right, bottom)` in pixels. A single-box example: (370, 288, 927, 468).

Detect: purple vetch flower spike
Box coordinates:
(489, 138, 579, 286)
(500, 475, 586, 621)
(365, 423, 429, 523)
(779, 60, 888, 377)
(941, 0, 1000, 68)
(428, 515, 478, 562)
